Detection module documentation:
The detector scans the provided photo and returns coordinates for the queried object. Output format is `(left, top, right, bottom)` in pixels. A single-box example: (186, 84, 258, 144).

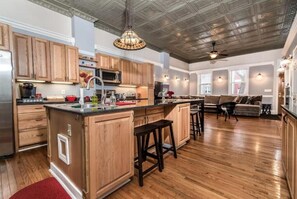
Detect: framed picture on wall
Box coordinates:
(79, 68, 95, 88)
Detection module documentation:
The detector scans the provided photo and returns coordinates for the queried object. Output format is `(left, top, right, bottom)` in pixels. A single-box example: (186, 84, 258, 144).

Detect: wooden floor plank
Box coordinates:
(0, 113, 291, 199)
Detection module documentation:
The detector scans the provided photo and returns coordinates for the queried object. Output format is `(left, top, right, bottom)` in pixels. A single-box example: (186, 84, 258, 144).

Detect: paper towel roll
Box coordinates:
(79, 88, 84, 106)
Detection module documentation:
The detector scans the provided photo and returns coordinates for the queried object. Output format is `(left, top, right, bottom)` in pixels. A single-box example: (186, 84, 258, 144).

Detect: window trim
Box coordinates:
(229, 69, 249, 95)
(198, 72, 212, 95)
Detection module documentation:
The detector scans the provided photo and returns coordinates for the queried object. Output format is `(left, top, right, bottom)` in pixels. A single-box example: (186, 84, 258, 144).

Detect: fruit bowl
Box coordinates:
(66, 95, 77, 102)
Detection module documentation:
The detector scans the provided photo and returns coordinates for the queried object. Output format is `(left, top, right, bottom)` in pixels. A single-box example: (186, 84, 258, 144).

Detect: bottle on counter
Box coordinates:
(110, 91, 116, 106)
(91, 92, 98, 105)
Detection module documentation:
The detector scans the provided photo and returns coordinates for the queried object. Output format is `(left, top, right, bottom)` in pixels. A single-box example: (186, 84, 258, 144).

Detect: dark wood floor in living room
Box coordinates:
(0, 114, 290, 199)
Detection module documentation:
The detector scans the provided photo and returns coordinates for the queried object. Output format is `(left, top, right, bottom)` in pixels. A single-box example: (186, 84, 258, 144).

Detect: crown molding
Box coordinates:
(0, 16, 75, 44)
(28, 0, 98, 22)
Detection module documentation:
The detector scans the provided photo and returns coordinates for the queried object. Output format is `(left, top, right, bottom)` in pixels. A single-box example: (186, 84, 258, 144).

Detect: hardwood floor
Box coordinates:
(0, 114, 290, 199)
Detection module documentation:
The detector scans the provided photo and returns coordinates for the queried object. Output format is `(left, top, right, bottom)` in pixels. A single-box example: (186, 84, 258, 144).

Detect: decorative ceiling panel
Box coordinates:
(30, 0, 297, 63)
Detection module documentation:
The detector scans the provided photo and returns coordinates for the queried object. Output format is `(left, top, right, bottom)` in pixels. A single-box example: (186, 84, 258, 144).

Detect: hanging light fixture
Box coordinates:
(113, 0, 146, 50)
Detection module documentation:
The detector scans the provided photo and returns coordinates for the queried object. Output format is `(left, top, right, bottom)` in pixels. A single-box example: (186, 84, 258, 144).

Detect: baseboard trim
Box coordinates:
(49, 163, 82, 199)
(18, 143, 47, 152)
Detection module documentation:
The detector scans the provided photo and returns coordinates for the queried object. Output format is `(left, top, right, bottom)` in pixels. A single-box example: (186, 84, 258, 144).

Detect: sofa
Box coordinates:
(204, 95, 262, 117)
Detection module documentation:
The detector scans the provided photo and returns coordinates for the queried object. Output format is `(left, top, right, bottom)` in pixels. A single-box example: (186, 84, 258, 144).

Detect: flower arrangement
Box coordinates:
(167, 91, 174, 98)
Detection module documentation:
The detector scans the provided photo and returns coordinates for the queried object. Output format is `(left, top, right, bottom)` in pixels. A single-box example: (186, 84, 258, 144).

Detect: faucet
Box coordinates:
(86, 76, 106, 105)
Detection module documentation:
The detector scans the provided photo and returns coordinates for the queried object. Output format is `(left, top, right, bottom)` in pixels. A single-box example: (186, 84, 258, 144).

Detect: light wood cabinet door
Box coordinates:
(50, 42, 66, 82)
(87, 111, 134, 198)
(177, 104, 191, 145)
(14, 33, 33, 80)
(0, 22, 10, 50)
(66, 46, 79, 83)
(287, 115, 295, 198)
(32, 38, 51, 81)
(96, 53, 110, 69)
(282, 113, 288, 173)
(130, 62, 142, 86)
(109, 56, 120, 70)
(140, 63, 148, 86)
(147, 63, 154, 86)
(120, 59, 131, 85)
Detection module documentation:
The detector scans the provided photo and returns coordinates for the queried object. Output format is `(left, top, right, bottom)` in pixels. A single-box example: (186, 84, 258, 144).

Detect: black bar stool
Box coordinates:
(190, 105, 202, 140)
(134, 124, 162, 187)
(149, 119, 177, 169)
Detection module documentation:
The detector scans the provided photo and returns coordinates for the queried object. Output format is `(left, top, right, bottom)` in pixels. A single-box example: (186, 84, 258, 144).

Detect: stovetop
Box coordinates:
(17, 98, 44, 103)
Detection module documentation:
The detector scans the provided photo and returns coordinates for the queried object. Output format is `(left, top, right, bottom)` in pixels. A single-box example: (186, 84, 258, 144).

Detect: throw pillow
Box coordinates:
(245, 96, 253, 104)
(239, 96, 248, 104)
(233, 96, 242, 103)
(251, 95, 262, 104)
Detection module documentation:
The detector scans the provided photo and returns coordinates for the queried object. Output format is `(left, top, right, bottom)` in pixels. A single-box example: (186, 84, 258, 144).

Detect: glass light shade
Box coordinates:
(218, 76, 222, 82)
(256, 73, 263, 80)
(210, 52, 218, 59)
(114, 28, 146, 50)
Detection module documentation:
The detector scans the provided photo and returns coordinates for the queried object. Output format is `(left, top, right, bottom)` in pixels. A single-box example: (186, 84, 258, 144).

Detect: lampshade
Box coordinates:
(210, 52, 218, 59)
(113, 0, 146, 51)
(113, 27, 146, 50)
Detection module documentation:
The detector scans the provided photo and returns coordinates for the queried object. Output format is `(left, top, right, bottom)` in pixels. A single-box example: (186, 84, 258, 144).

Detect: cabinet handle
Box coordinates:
(35, 118, 43, 121)
(36, 133, 44, 137)
(34, 107, 43, 110)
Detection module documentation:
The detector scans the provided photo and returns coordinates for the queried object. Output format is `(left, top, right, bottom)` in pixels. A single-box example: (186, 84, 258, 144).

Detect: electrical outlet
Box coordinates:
(67, 124, 72, 136)
(61, 90, 65, 94)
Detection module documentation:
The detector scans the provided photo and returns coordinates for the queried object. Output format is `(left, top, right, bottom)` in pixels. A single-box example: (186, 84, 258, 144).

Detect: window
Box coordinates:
(231, 70, 248, 95)
(199, 73, 212, 94)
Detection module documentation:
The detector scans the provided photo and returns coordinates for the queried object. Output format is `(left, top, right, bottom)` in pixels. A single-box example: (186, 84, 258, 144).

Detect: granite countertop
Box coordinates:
(282, 105, 297, 119)
(16, 100, 80, 105)
(44, 99, 204, 116)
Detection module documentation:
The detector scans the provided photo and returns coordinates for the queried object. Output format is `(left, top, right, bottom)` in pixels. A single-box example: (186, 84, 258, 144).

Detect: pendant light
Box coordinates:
(113, 0, 146, 50)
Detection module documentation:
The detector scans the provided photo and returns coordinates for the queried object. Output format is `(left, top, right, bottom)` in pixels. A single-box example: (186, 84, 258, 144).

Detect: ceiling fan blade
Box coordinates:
(220, 49, 227, 53)
(218, 53, 228, 57)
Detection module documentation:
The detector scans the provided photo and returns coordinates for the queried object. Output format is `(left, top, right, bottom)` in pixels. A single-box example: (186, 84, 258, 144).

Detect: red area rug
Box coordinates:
(10, 177, 71, 199)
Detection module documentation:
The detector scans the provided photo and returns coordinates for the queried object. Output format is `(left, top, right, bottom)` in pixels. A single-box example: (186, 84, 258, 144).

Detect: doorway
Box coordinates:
(277, 72, 285, 115)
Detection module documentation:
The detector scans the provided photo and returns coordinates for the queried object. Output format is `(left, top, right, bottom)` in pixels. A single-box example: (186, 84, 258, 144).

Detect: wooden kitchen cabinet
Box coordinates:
(13, 33, 33, 80)
(0, 22, 11, 50)
(120, 59, 131, 85)
(14, 33, 51, 81)
(96, 53, 110, 69)
(87, 111, 134, 198)
(282, 109, 297, 198)
(32, 38, 51, 81)
(96, 53, 120, 70)
(109, 56, 120, 70)
(17, 105, 47, 148)
(50, 42, 79, 82)
(50, 42, 66, 81)
(146, 63, 154, 86)
(66, 46, 79, 83)
(130, 62, 142, 86)
(164, 103, 190, 147)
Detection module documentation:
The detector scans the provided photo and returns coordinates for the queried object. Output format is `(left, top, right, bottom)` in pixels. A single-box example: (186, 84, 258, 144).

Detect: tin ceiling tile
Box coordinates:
(35, 0, 297, 62)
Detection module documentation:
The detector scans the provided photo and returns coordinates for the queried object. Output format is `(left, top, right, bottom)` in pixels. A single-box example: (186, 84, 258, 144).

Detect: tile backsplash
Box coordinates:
(15, 82, 136, 99)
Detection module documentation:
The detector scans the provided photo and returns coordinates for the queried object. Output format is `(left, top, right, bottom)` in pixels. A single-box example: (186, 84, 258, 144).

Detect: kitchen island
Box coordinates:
(45, 99, 204, 199)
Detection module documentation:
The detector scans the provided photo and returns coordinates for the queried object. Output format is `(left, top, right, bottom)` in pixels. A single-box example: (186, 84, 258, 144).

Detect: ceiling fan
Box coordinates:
(207, 41, 228, 60)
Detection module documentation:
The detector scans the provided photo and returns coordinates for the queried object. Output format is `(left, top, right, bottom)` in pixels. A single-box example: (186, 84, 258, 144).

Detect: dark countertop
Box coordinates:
(44, 99, 204, 116)
(16, 100, 80, 105)
(282, 105, 297, 119)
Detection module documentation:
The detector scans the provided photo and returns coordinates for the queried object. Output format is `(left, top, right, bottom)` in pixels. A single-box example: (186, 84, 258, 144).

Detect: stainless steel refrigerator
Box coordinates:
(0, 50, 14, 157)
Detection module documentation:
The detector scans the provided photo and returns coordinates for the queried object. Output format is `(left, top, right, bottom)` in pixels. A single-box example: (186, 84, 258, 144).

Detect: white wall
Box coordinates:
(0, 0, 72, 42)
(170, 57, 189, 71)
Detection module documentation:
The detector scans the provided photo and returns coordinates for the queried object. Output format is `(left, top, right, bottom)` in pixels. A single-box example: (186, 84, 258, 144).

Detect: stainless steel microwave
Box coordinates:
(96, 69, 121, 84)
